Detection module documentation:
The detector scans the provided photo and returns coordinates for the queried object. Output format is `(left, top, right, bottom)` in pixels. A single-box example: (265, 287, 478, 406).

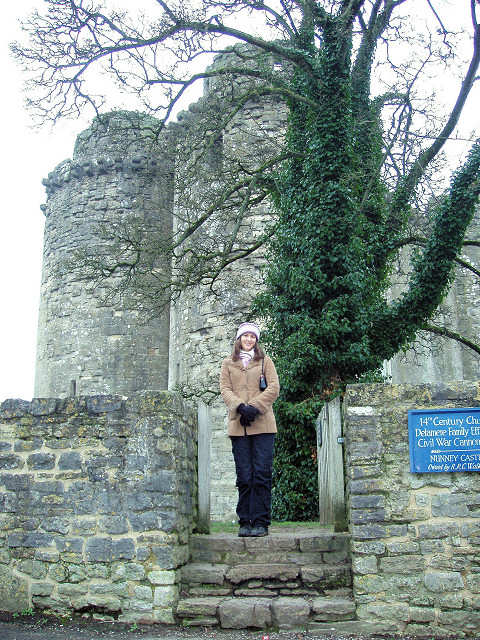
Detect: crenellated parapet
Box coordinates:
(42, 154, 171, 198)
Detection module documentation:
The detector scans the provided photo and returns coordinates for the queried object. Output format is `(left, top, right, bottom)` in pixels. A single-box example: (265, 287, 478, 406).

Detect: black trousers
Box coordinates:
(230, 433, 275, 526)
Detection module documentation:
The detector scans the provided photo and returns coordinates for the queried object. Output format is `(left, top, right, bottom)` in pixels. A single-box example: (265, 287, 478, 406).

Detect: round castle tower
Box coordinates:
(35, 112, 173, 397)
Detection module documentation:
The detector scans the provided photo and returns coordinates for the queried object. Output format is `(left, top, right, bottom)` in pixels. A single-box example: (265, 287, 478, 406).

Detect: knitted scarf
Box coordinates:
(239, 349, 254, 369)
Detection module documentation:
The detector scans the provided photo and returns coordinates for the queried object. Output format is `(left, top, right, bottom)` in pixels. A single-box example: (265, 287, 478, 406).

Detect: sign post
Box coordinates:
(408, 407, 480, 473)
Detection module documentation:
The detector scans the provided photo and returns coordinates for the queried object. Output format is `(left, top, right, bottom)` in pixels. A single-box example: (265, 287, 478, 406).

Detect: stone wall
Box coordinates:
(386, 213, 480, 384)
(0, 392, 197, 624)
(344, 381, 480, 637)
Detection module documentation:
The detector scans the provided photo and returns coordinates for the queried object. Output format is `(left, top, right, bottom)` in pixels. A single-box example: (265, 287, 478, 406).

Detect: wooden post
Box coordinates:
(317, 396, 346, 530)
(197, 402, 211, 533)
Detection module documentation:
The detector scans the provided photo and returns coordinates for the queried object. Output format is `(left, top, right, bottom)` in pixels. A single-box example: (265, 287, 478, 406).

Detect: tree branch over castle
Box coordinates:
(11, 0, 480, 405)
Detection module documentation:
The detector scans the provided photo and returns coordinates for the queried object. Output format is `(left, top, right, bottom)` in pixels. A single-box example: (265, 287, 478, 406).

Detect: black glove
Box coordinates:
(237, 403, 260, 422)
(240, 414, 251, 427)
(238, 404, 260, 431)
(237, 404, 252, 428)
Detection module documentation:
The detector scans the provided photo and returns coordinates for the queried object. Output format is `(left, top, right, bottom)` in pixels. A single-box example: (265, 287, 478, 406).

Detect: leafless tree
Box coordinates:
(11, 1, 480, 358)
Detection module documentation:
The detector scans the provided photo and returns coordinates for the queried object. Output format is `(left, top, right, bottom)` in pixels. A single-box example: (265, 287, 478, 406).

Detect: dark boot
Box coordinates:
(238, 524, 252, 537)
(250, 524, 268, 537)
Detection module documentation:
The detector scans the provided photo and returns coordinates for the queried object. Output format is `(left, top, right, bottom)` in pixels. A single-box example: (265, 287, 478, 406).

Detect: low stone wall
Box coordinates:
(344, 381, 480, 637)
(0, 392, 197, 624)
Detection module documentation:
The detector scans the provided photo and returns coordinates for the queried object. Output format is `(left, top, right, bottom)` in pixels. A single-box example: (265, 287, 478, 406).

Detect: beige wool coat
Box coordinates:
(220, 355, 280, 436)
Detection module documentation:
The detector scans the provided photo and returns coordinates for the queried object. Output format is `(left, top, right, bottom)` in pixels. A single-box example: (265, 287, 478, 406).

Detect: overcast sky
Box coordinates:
(0, 2, 87, 401)
(0, 1, 477, 402)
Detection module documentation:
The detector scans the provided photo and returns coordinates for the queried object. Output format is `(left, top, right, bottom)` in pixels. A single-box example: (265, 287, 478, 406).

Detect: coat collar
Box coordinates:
(229, 357, 261, 369)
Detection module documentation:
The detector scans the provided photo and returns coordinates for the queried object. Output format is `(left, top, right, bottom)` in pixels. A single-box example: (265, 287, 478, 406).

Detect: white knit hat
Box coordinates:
(236, 322, 260, 341)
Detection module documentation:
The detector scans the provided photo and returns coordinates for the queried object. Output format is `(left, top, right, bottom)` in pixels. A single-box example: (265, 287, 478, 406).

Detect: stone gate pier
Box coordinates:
(344, 380, 480, 637)
(0, 392, 197, 624)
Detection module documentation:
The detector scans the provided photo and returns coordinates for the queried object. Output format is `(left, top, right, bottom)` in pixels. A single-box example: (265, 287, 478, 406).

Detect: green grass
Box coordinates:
(13, 607, 34, 618)
(208, 520, 331, 534)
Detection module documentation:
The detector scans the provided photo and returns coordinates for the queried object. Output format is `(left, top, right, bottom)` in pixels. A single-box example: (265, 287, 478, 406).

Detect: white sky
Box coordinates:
(0, 2, 88, 401)
(0, 0, 477, 402)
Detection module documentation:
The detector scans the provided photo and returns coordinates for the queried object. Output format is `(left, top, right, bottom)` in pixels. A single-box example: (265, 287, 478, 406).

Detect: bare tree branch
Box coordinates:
(391, 8, 480, 213)
(422, 323, 480, 356)
(393, 235, 480, 279)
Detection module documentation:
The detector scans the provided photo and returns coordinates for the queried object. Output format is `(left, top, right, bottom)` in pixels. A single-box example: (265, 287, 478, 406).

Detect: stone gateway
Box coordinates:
(3, 47, 479, 635)
(1, 381, 480, 635)
(35, 91, 480, 521)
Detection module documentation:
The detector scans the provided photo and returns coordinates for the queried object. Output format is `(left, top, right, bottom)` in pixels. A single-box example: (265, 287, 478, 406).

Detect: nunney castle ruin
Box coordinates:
(1, 48, 480, 634)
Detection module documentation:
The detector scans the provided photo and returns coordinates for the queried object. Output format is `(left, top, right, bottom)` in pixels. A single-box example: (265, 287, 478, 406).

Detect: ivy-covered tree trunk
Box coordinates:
(254, 10, 480, 520)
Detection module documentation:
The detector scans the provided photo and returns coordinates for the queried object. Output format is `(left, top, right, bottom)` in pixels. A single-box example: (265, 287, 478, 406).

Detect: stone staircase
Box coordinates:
(176, 528, 357, 630)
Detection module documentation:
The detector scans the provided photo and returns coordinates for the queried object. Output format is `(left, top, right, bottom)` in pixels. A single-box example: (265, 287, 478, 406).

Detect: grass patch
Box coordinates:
(208, 520, 331, 534)
(209, 521, 237, 533)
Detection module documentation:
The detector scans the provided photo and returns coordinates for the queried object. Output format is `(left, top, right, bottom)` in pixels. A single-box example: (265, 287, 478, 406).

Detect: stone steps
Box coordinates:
(181, 561, 352, 593)
(176, 529, 356, 629)
(189, 530, 350, 564)
(177, 594, 356, 629)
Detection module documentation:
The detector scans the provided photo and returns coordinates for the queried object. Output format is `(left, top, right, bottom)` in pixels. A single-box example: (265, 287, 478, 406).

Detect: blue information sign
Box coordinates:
(408, 407, 480, 473)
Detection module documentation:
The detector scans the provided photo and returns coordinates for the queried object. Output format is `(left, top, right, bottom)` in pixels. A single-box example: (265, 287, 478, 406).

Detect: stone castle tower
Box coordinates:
(35, 52, 480, 520)
(36, 112, 173, 397)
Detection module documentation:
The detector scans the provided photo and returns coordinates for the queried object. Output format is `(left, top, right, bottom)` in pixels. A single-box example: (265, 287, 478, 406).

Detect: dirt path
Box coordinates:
(0, 615, 389, 640)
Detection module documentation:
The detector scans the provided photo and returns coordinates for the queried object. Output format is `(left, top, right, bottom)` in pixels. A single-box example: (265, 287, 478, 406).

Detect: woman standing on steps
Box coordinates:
(219, 322, 280, 538)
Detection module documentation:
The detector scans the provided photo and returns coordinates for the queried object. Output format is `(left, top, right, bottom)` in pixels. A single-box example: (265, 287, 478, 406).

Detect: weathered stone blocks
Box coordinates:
(219, 598, 272, 629)
(153, 584, 178, 607)
(271, 597, 310, 629)
(352, 555, 377, 575)
(226, 563, 299, 584)
(311, 596, 356, 621)
(0, 454, 24, 470)
(424, 571, 464, 593)
(177, 596, 223, 617)
(0, 392, 197, 623)
(58, 452, 82, 470)
(380, 555, 424, 575)
(181, 563, 227, 585)
(0, 564, 30, 612)
(344, 381, 480, 637)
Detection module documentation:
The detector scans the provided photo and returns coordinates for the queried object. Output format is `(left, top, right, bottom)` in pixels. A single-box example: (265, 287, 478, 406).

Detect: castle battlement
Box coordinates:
(42, 155, 171, 197)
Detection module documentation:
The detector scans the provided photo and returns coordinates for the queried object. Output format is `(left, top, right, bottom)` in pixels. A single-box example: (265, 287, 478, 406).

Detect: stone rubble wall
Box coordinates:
(344, 380, 480, 637)
(0, 392, 197, 624)
(387, 213, 480, 384)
